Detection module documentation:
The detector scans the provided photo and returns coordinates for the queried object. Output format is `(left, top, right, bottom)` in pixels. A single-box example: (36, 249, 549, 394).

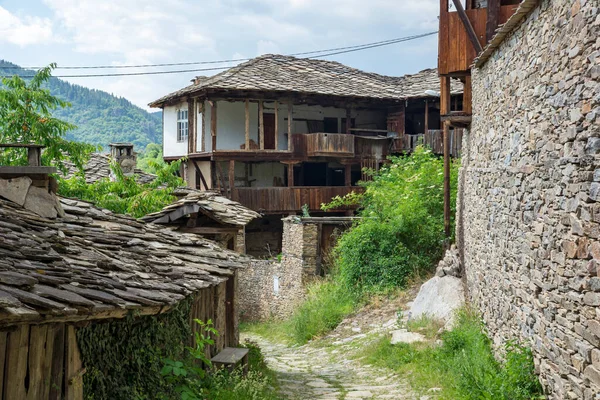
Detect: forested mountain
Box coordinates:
(0, 60, 162, 150)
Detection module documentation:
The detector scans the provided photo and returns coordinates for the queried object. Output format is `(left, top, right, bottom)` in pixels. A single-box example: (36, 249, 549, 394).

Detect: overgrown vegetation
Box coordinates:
(326, 146, 458, 293)
(0, 63, 96, 173)
(359, 309, 544, 400)
(79, 304, 279, 400)
(58, 159, 184, 218)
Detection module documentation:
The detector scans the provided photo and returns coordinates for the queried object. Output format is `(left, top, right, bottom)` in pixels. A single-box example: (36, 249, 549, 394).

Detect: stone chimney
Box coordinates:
(109, 143, 137, 177)
(0, 143, 64, 219)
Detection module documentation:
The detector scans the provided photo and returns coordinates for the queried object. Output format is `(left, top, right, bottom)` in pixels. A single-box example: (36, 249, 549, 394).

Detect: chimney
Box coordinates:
(0, 143, 64, 219)
(109, 142, 137, 177)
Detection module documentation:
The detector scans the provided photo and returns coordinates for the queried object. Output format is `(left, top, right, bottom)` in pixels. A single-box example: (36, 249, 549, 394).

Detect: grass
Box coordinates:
(358, 308, 544, 400)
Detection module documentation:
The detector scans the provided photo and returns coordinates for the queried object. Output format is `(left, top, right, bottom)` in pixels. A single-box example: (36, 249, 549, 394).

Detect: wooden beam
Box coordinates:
(244, 99, 250, 150)
(424, 100, 429, 134)
(443, 121, 451, 238)
(344, 164, 352, 187)
(486, 0, 501, 43)
(286, 163, 294, 187)
(193, 160, 209, 190)
(211, 101, 217, 151)
(187, 98, 195, 154)
(440, 76, 452, 115)
(451, 0, 483, 54)
(287, 101, 293, 151)
(274, 100, 279, 150)
(463, 75, 472, 115)
(345, 108, 352, 134)
(179, 227, 240, 235)
(200, 101, 206, 152)
(258, 100, 265, 150)
(229, 160, 235, 192)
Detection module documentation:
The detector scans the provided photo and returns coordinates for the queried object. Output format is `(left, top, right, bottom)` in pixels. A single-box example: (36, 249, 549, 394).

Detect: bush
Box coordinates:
(360, 308, 544, 400)
(329, 146, 459, 293)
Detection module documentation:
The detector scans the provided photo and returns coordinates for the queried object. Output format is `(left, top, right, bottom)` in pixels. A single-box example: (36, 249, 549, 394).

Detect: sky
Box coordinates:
(0, 0, 440, 110)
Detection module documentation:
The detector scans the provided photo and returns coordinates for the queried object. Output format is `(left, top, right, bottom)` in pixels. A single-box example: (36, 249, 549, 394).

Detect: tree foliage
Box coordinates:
(137, 142, 166, 174)
(328, 146, 459, 292)
(1, 60, 162, 150)
(58, 159, 184, 218)
(0, 63, 96, 173)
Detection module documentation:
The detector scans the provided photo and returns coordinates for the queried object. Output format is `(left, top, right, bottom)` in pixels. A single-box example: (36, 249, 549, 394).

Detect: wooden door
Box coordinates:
(263, 113, 276, 150)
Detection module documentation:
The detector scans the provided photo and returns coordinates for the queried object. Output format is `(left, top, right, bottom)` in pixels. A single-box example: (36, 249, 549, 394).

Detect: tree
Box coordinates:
(0, 63, 96, 173)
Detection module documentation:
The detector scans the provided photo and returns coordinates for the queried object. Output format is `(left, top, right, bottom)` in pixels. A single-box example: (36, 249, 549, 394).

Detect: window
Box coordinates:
(177, 109, 188, 142)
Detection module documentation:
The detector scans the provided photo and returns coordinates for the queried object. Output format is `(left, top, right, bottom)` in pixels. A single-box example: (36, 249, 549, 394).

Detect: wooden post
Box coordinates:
(344, 163, 352, 187)
(274, 100, 279, 150)
(211, 101, 217, 151)
(259, 100, 264, 150)
(228, 160, 235, 193)
(345, 108, 352, 134)
(441, 76, 452, 238)
(287, 163, 294, 187)
(200, 101, 206, 152)
(244, 99, 250, 150)
(463, 75, 472, 114)
(187, 98, 195, 154)
(424, 100, 429, 134)
(287, 101, 293, 151)
(486, 0, 500, 43)
(451, 0, 483, 54)
(65, 325, 83, 400)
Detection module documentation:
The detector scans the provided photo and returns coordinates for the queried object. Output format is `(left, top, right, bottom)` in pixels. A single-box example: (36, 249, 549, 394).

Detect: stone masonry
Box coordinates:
(462, 0, 600, 398)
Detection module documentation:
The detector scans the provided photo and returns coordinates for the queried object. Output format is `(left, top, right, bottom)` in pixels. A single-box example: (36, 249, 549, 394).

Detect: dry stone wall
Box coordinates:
(464, 0, 599, 398)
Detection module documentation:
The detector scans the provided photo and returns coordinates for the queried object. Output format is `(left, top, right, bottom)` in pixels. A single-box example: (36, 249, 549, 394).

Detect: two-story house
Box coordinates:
(150, 54, 462, 255)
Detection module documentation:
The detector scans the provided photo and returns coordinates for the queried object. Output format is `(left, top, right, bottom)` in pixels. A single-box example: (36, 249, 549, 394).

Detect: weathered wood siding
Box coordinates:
(392, 129, 463, 157)
(232, 186, 364, 213)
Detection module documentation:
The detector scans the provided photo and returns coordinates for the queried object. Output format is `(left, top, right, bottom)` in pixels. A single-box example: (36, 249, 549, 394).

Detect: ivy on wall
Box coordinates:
(76, 299, 193, 400)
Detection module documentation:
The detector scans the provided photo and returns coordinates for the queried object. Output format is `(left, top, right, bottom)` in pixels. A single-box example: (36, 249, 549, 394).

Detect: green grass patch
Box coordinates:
(359, 308, 544, 400)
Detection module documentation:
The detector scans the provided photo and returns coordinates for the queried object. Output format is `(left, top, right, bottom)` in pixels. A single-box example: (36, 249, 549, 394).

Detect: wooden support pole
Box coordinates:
(258, 100, 264, 150)
(463, 75, 472, 114)
(443, 121, 451, 238)
(345, 108, 352, 134)
(228, 160, 235, 193)
(287, 102, 293, 151)
(245, 99, 250, 150)
(286, 163, 294, 187)
(345, 164, 352, 187)
(424, 100, 429, 134)
(486, 0, 501, 43)
(200, 101, 206, 152)
(211, 101, 217, 151)
(274, 100, 279, 150)
(451, 0, 483, 54)
(440, 76, 451, 116)
(187, 98, 195, 154)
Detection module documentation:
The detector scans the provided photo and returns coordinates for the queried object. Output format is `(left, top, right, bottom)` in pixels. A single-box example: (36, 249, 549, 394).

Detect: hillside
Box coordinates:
(0, 60, 162, 150)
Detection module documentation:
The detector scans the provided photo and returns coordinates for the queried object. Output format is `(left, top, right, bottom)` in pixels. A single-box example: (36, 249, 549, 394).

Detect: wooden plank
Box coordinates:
(463, 75, 472, 115)
(211, 101, 217, 151)
(0, 330, 6, 397)
(258, 100, 265, 150)
(486, 0, 500, 42)
(4, 324, 29, 400)
(452, 0, 483, 54)
(287, 102, 293, 151)
(27, 324, 49, 400)
(214, 282, 226, 352)
(65, 325, 83, 400)
(228, 160, 235, 193)
(440, 76, 451, 115)
(48, 324, 65, 400)
(287, 163, 294, 187)
(201, 101, 206, 152)
(274, 100, 279, 150)
(424, 100, 429, 134)
(188, 98, 195, 155)
(180, 226, 240, 235)
(192, 160, 209, 191)
(245, 99, 250, 150)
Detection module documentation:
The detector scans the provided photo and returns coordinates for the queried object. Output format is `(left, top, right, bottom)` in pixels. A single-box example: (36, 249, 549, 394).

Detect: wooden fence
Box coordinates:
(392, 129, 463, 157)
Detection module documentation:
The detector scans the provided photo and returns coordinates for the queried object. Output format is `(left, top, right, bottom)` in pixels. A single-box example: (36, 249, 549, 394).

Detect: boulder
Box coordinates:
(410, 276, 464, 327)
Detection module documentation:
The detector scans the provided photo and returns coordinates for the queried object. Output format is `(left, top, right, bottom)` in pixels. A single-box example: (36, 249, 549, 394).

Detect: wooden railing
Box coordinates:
(231, 186, 364, 213)
(391, 129, 463, 157)
(292, 133, 355, 158)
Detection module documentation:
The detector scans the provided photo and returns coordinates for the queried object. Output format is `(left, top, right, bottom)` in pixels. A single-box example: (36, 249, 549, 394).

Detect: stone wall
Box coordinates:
(463, 0, 600, 398)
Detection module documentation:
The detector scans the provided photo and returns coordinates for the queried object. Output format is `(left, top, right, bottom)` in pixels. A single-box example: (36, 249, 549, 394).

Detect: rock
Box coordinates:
(0, 176, 32, 206)
(410, 276, 464, 326)
(390, 329, 425, 344)
(23, 186, 59, 219)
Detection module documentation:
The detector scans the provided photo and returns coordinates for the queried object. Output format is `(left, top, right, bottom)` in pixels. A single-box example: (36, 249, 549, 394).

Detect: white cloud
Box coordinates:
(0, 6, 54, 46)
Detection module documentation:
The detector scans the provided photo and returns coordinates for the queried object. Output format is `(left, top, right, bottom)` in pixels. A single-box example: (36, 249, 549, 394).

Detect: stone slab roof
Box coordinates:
(149, 55, 463, 107)
(0, 193, 246, 326)
(141, 190, 260, 227)
(64, 153, 156, 185)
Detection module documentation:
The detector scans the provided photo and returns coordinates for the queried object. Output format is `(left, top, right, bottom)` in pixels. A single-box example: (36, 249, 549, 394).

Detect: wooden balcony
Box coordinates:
(391, 129, 464, 157)
(304, 133, 355, 157)
(231, 186, 363, 214)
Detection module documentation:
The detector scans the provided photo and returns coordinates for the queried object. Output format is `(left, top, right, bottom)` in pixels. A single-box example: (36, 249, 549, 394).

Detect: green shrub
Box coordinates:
(328, 146, 459, 293)
(359, 308, 544, 400)
(289, 278, 358, 344)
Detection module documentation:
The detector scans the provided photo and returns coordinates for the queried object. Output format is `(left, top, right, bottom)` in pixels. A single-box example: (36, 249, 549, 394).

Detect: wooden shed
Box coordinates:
(0, 174, 246, 399)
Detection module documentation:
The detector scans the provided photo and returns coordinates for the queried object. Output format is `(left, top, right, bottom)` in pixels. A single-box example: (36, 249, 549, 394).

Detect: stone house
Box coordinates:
(439, 0, 600, 397)
(0, 159, 246, 399)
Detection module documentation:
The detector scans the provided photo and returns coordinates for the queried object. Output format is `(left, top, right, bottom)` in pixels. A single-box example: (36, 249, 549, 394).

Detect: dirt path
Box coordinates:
(242, 292, 424, 400)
